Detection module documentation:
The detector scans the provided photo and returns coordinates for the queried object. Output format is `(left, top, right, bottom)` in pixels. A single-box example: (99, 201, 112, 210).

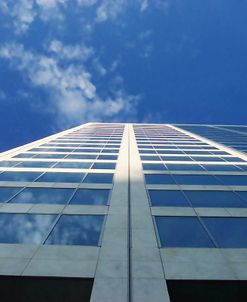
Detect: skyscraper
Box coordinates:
(1, 122, 247, 302)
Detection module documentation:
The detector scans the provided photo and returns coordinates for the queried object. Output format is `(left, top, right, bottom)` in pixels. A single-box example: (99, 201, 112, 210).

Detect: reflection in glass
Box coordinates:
(173, 175, 221, 185)
(54, 162, 92, 169)
(17, 161, 55, 168)
(9, 187, 74, 204)
(0, 171, 42, 182)
(149, 190, 189, 207)
(0, 187, 23, 202)
(184, 190, 247, 208)
(203, 217, 247, 248)
(155, 216, 214, 247)
(45, 215, 104, 246)
(0, 161, 20, 167)
(36, 172, 84, 183)
(166, 164, 204, 171)
(70, 189, 110, 205)
(83, 173, 113, 183)
(143, 163, 167, 171)
(145, 174, 175, 185)
(98, 155, 118, 160)
(92, 163, 116, 170)
(0, 213, 56, 244)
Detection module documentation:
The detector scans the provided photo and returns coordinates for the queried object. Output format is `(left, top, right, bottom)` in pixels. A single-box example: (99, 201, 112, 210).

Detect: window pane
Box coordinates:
(9, 188, 74, 204)
(173, 175, 221, 185)
(166, 164, 204, 171)
(0, 161, 20, 167)
(145, 174, 175, 185)
(149, 190, 189, 207)
(0, 214, 56, 244)
(184, 190, 247, 208)
(17, 161, 55, 168)
(0, 172, 42, 182)
(0, 187, 23, 202)
(36, 172, 84, 183)
(202, 164, 241, 171)
(143, 163, 167, 170)
(98, 155, 118, 160)
(217, 175, 247, 186)
(203, 217, 247, 248)
(141, 156, 161, 161)
(155, 216, 214, 247)
(45, 215, 104, 246)
(35, 154, 66, 159)
(92, 163, 116, 169)
(83, 173, 113, 183)
(66, 154, 97, 160)
(54, 162, 92, 169)
(70, 189, 110, 205)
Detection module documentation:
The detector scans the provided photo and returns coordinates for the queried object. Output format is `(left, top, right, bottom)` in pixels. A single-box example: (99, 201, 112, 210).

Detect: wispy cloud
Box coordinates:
(0, 41, 140, 127)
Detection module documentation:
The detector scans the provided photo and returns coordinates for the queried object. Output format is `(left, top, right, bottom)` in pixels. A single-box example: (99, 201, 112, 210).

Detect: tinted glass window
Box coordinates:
(143, 163, 167, 170)
(166, 164, 204, 171)
(45, 215, 104, 246)
(13, 154, 35, 158)
(203, 217, 247, 248)
(36, 172, 84, 183)
(155, 216, 214, 247)
(54, 162, 92, 169)
(149, 190, 189, 207)
(9, 188, 74, 204)
(17, 161, 55, 168)
(173, 175, 221, 185)
(141, 156, 160, 161)
(162, 156, 193, 161)
(202, 164, 242, 171)
(98, 155, 118, 160)
(0, 171, 42, 182)
(66, 154, 97, 160)
(217, 175, 247, 186)
(83, 173, 113, 183)
(184, 190, 247, 208)
(70, 189, 110, 205)
(145, 174, 176, 185)
(35, 154, 66, 159)
(0, 161, 20, 167)
(0, 214, 56, 244)
(92, 163, 116, 169)
(0, 187, 23, 202)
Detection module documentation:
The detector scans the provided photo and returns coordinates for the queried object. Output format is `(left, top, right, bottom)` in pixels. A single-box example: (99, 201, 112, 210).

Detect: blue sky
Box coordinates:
(1, 0, 247, 151)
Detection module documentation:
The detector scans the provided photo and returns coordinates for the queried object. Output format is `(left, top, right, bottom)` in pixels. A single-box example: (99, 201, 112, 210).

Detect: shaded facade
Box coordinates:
(1, 123, 247, 301)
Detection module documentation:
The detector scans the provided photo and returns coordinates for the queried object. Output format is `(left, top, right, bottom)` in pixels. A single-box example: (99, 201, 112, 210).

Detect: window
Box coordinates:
(98, 155, 118, 160)
(13, 153, 35, 158)
(54, 162, 92, 169)
(166, 164, 204, 171)
(9, 187, 74, 204)
(92, 163, 116, 170)
(0, 171, 42, 182)
(0, 214, 56, 244)
(141, 156, 161, 161)
(17, 161, 55, 168)
(155, 216, 214, 247)
(36, 172, 84, 183)
(203, 217, 247, 248)
(70, 189, 110, 205)
(66, 154, 97, 160)
(0, 187, 23, 202)
(143, 163, 167, 170)
(0, 161, 20, 167)
(162, 156, 193, 162)
(217, 175, 247, 186)
(83, 173, 113, 183)
(35, 154, 66, 159)
(173, 175, 221, 185)
(184, 190, 247, 208)
(45, 215, 104, 246)
(149, 190, 189, 207)
(202, 164, 242, 171)
(145, 174, 176, 185)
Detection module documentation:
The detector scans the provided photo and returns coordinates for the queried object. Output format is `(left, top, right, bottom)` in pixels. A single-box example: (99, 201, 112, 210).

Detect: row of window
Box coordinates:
(0, 187, 110, 205)
(0, 213, 104, 246)
(145, 174, 247, 186)
(14, 154, 118, 160)
(141, 155, 243, 162)
(156, 216, 247, 248)
(0, 161, 116, 170)
(143, 163, 247, 172)
(148, 189, 247, 208)
(28, 148, 119, 153)
(0, 171, 114, 183)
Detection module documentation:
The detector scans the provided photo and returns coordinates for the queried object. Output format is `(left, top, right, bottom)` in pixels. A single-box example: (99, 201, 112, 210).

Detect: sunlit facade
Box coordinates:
(1, 123, 247, 301)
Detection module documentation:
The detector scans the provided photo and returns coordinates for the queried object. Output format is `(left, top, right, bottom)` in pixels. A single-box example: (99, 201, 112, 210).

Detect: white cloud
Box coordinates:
(0, 42, 139, 127)
(93, 58, 107, 76)
(36, 0, 67, 9)
(140, 0, 149, 12)
(96, 0, 126, 23)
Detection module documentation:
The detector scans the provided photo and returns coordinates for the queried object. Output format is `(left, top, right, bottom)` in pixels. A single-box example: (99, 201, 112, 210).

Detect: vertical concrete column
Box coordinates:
(90, 125, 129, 302)
(129, 125, 170, 302)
